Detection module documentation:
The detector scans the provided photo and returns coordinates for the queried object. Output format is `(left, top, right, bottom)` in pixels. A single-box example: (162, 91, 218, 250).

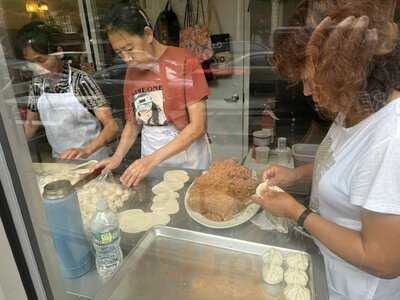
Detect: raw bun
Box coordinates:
(284, 268, 309, 286)
(262, 248, 284, 266)
(152, 182, 173, 195)
(262, 263, 284, 285)
(286, 253, 309, 271)
(284, 285, 311, 300)
(164, 170, 190, 183)
(118, 209, 171, 233)
(256, 182, 284, 197)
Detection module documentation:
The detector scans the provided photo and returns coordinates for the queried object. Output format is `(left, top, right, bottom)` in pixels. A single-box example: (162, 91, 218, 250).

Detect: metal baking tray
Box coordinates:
(95, 226, 316, 300)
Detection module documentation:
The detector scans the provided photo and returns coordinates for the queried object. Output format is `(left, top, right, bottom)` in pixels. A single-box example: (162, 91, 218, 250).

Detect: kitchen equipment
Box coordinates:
(292, 144, 319, 167)
(255, 146, 270, 164)
(43, 180, 94, 278)
(95, 226, 316, 300)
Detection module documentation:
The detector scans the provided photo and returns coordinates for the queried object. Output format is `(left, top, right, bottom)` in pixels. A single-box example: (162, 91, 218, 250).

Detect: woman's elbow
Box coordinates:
(366, 259, 400, 279)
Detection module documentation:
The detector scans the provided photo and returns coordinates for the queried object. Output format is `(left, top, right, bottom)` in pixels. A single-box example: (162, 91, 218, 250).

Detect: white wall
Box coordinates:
(0, 218, 27, 300)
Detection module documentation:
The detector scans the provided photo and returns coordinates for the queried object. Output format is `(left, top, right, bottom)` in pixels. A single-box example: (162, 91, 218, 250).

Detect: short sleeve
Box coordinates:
(184, 55, 209, 106)
(123, 74, 134, 121)
(74, 73, 109, 111)
(350, 138, 400, 215)
(27, 82, 40, 112)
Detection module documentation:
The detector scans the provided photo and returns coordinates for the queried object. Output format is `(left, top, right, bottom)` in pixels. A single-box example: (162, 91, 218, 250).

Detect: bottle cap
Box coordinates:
(43, 180, 74, 200)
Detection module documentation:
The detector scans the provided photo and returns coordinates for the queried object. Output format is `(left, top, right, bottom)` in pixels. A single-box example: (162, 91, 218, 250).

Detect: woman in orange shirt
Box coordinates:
(94, 3, 211, 187)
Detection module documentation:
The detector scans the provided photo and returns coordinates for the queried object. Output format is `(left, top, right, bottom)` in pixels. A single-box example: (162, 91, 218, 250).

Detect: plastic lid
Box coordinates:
(43, 180, 74, 200)
(277, 137, 287, 151)
(96, 199, 109, 211)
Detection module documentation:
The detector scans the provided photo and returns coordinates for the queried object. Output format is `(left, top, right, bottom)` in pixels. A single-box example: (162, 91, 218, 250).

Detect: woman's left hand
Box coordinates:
(60, 148, 91, 160)
(252, 188, 306, 221)
(120, 155, 157, 187)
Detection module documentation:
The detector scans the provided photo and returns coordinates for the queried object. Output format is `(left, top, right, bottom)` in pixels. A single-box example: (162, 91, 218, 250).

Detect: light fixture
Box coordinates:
(38, 2, 48, 11)
(26, 0, 37, 13)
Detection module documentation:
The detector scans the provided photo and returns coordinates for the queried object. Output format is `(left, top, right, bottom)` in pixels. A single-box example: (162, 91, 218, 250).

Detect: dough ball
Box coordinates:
(152, 182, 173, 195)
(164, 170, 190, 184)
(286, 253, 309, 271)
(284, 285, 311, 300)
(262, 263, 284, 285)
(262, 248, 284, 266)
(284, 268, 309, 286)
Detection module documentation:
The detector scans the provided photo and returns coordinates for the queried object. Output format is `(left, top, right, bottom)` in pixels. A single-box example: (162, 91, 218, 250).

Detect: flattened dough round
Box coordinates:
(151, 198, 179, 215)
(119, 209, 152, 233)
(164, 170, 190, 183)
(152, 182, 173, 195)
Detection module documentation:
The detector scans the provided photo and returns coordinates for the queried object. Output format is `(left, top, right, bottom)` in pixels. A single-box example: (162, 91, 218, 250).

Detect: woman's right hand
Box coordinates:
(91, 155, 122, 174)
(262, 164, 300, 188)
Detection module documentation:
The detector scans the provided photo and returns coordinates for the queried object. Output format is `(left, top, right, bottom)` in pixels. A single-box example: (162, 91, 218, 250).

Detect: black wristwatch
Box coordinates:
(297, 207, 316, 231)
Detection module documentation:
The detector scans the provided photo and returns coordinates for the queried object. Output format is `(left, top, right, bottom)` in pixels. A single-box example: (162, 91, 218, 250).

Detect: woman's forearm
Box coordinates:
(113, 122, 139, 161)
(294, 163, 314, 184)
(292, 208, 399, 279)
(84, 119, 119, 154)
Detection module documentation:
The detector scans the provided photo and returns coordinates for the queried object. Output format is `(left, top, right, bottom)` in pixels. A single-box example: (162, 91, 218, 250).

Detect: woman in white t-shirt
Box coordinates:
(253, 2, 400, 300)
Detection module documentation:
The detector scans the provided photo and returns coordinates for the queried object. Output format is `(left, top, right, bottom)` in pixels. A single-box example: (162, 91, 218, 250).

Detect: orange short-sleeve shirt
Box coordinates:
(123, 47, 209, 129)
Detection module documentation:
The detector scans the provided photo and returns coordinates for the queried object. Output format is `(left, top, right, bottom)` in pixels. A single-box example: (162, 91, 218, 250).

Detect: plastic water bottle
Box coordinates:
(90, 199, 123, 281)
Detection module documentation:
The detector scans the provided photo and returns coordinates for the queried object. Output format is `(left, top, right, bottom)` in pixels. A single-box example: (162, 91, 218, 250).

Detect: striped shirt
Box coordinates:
(28, 63, 109, 114)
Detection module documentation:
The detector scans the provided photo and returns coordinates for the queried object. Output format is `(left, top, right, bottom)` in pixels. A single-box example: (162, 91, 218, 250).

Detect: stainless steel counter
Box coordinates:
(64, 165, 328, 300)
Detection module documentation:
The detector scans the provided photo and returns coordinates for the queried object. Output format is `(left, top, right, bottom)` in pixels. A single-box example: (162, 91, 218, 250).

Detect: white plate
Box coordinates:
(184, 181, 260, 229)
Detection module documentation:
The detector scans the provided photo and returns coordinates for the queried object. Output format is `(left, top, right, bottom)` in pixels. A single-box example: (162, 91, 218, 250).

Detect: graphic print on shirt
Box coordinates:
(132, 86, 167, 126)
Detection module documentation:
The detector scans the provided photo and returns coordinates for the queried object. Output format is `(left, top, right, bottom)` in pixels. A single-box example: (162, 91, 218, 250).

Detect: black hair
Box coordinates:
(15, 21, 61, 59)
(103, 2, 153, 37)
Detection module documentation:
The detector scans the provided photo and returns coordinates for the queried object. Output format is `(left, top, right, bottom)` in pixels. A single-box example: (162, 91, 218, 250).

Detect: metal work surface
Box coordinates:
(56, 165, 328, 299)
(96, 226, 318, 300)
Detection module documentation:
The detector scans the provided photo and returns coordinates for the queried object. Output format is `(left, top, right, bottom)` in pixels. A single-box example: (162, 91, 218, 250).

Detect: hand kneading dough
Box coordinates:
(284, 268, 309, 286)
(284, 285, 311, 300)
(256, 182, 284, 197)
(262, 263, 284, 285)
(262, 248, 284, 266)
(164, 170, 190, 183)
(286, 253, 309, 271)
(118, 209, 170, 233)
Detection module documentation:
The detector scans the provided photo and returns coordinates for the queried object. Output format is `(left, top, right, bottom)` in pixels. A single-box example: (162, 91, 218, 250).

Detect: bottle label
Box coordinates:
(92, 228, 119, 245)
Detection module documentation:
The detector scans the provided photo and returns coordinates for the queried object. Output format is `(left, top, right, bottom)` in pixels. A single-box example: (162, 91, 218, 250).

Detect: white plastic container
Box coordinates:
(253, 130, 273, 147)
(292, 144, 319, 167)
(255, 146, 270, 164)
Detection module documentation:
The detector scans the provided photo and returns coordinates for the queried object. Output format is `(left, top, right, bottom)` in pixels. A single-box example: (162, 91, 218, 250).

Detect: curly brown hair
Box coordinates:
(273, 0, 400, 124)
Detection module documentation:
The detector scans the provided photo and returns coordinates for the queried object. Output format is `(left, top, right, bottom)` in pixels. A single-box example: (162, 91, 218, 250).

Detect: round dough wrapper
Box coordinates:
(74, 168, 91, 175)
(286, 253, 309, 271)
(284, 268, 309, 286)
(164, 180, 184, 192)
(118, 210, 152, 233)
(152, 182, 173, 195)
(256, 182, 284, 197)
(148, 212, 171, 226)
(164, 170, 190, 183)
(262, 248, 284, 266)
(284, 285, 311, 300)
(262, 263, 284, 285)
(151, 198, 179, 215)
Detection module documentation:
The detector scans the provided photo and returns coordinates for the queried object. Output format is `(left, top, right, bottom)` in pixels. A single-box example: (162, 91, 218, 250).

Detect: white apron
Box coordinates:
(141, 125, 211, 170)
(310, 116, 400, 300)
(36, 66, 110, 160)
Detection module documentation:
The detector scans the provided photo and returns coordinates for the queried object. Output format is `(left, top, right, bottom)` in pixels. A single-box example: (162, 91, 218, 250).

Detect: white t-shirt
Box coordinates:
(310, 99, 400, 300)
